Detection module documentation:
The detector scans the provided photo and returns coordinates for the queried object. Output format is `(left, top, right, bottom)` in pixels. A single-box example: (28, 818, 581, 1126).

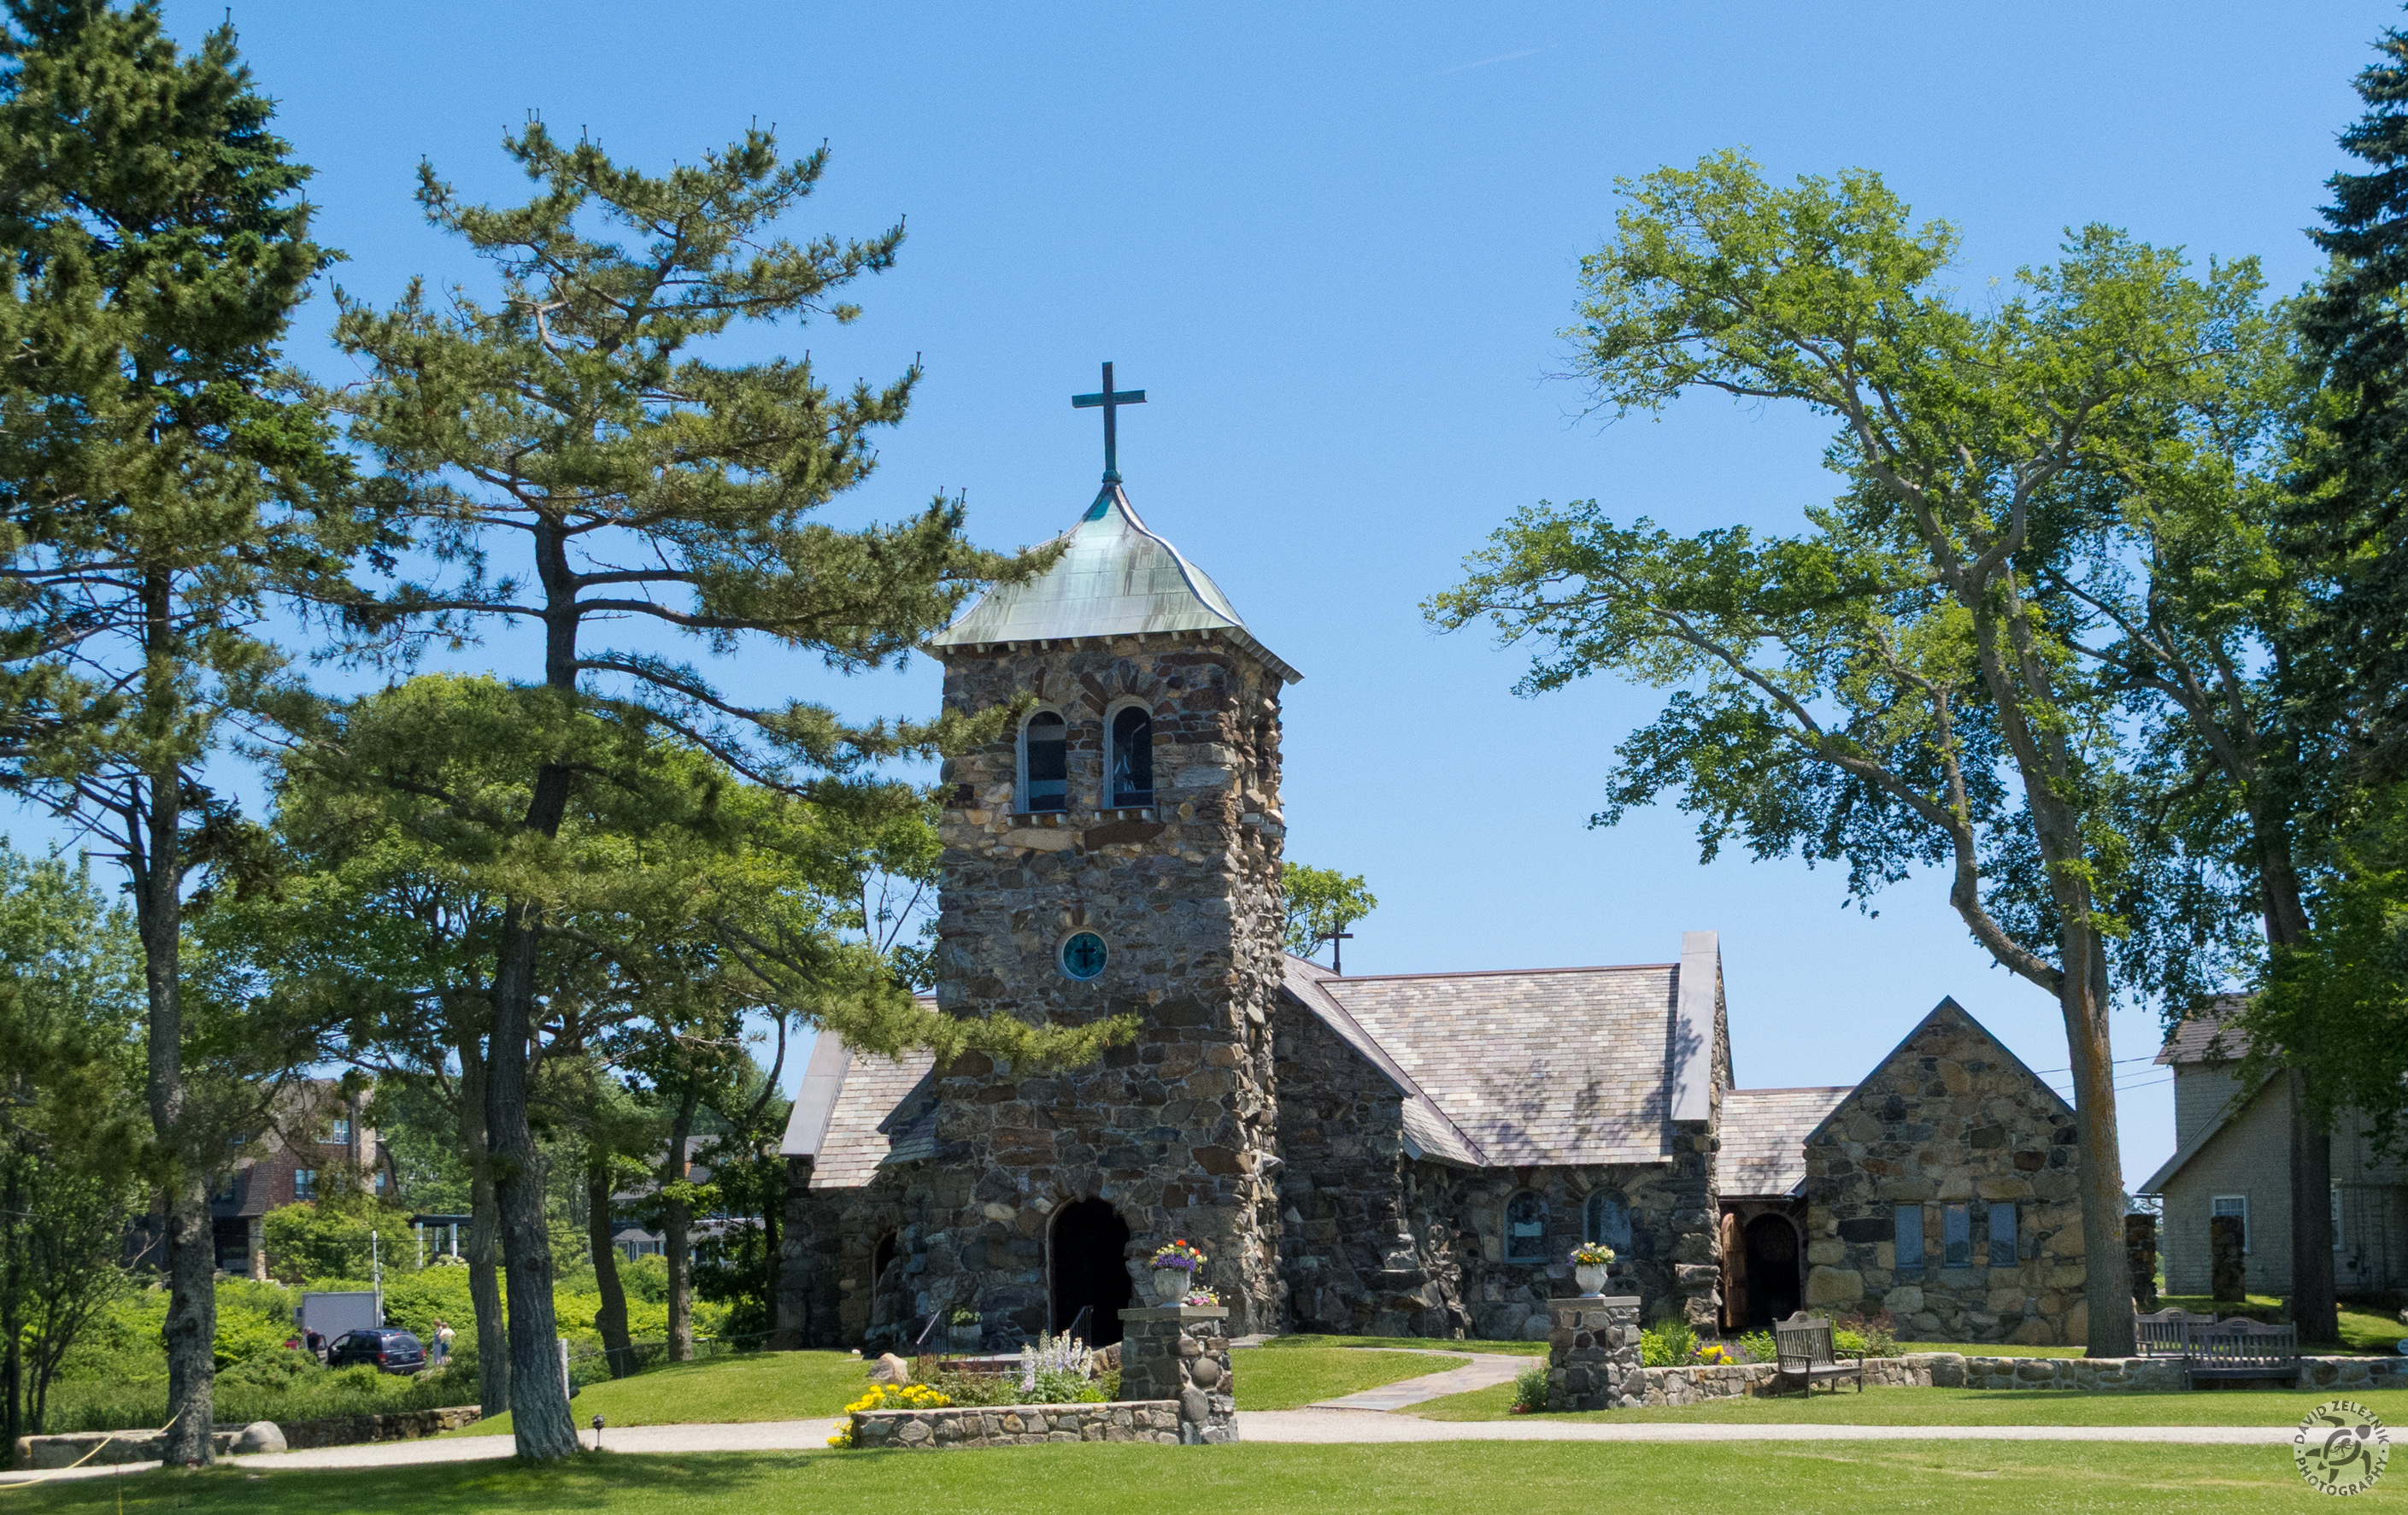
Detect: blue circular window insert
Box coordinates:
(1060, 931, 1107, 980)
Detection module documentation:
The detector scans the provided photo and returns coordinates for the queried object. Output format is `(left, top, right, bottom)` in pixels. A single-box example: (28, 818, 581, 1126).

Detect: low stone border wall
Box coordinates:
(1935, 1353, 2405, 1393)
(1628, 1354, 1931, 1406)
(850, 1400, 1183, 1448)
(13, 1406, 481, 1469)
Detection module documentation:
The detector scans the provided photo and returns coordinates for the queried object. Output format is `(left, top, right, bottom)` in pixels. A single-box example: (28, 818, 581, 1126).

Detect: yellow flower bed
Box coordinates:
(826, 1381, 954, 1447)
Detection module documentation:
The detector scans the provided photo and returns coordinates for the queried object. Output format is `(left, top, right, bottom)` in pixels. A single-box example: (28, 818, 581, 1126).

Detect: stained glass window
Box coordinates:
(1505, 1192, 1548, 1261)
(1987, 1202, 2017, 1267)
(1060, 931, 1107, 980)
(1894, 1204, 1925, 1279)
(1583, 1191, 1630, 1250)
(1942, 1201, 1970, 1268)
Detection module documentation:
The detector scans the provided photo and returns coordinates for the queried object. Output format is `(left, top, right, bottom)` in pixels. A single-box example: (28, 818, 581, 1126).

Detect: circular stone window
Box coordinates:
(1059, 931, 1107, 981)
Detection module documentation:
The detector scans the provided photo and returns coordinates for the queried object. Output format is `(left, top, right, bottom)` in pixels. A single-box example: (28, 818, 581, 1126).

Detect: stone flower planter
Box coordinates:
(1574, 1263, 1611, 1295)
(1151, 1267, 1193, 1304)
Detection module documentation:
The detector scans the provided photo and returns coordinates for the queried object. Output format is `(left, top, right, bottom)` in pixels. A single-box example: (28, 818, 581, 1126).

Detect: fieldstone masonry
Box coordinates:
(1545, 1295, 1642, 1411)
(1803, 999, 2086, 1345)
(1118, 1304, 1240, 1443)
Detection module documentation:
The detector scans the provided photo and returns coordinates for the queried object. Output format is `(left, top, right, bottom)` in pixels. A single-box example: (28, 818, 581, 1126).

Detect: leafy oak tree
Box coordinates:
(0, 2, 363, 1462)
(1430, 153, 2260, 1356)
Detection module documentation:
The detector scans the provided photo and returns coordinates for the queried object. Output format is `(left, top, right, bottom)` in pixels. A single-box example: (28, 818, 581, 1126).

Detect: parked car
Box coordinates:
(327, 1328, 426, 1374)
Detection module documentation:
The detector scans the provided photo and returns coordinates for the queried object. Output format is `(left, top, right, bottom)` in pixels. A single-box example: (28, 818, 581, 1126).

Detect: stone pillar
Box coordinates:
(1546, 1295, 1641, 1412)
(2124, 1213, 2158, 1312)
(1119, 1305, 1238, 1444)
(247, 1217, 267, 1282)
(2209, 1214, 2246, 1302)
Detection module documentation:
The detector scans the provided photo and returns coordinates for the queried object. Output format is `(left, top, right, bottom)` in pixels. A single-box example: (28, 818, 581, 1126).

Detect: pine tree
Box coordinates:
(0, 2, 358, 1465)
(328, 126, 1101, 1458)
(2296, 18, 2408, 778)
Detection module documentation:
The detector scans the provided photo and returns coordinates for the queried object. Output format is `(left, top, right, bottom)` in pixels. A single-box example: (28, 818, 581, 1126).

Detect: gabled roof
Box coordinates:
(778, 1010, 940, 1190)
(2156, 996, 2254, 1066)
(1281, 956, 1484, 1166)
(1303, 952, 1707, 1168)
(1718, 1087, 1853, 1198)
(1803, 996, 2076, 1148)
(926, 484, 1301, 684)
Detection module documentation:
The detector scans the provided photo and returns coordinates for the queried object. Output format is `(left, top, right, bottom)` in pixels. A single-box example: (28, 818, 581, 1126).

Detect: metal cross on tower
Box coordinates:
(1072, 361, 1146, 483)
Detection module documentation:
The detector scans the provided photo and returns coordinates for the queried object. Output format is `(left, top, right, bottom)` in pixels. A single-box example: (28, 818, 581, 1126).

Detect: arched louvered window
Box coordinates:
(1505, 1191, 1548, 1262)
(1108, 703, 1154, 807)
(1019, 711, 1067, 813)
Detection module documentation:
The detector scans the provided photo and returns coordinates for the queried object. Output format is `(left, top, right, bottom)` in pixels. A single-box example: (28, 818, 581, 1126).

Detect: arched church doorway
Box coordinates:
(1048, 1198, 1133, 1347)
(1742, 1213, 1801, 1328)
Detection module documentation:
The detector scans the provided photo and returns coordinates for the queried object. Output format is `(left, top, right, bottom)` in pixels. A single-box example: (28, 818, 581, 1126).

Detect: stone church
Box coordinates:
(775, 476, 2088, 1351)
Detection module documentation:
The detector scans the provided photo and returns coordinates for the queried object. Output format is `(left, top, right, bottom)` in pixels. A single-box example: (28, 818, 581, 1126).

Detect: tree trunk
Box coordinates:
(664, 1083, 700, 1363)
(2289, 1071, 2340, 1341)
(132, 742, 214, 1467)
(487, 878, 580, 1461)
(2055, 940, 2137, 1357)
(454, 1050, 508, 1418)
(586, 1150, 633, 1377)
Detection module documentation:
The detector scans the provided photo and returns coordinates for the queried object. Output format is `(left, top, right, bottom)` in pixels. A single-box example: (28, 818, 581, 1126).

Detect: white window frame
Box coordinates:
(294, 1168, 318, 1201)
(1102, 697, 1155, 809)
(328, 1118, 351, 1145)
(2211, 1194, 2249, 1254)
(1016, 707, 1069, 814)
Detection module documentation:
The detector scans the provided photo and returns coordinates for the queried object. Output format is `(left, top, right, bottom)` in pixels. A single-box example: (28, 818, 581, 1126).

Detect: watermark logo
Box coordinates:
(2295, 1400, 2388, 1496)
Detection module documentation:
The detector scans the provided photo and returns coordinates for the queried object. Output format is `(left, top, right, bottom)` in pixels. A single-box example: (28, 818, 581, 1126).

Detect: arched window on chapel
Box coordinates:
(1019, 710, 1067, 813)
(1504, 1191, 1548, 1262)
(1108, 703, 1154, 807)
(1584, 1190, 1631, 1252)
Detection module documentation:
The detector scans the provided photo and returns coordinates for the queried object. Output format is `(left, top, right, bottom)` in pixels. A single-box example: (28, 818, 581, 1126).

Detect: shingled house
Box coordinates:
(772, 476, 2082, 1351)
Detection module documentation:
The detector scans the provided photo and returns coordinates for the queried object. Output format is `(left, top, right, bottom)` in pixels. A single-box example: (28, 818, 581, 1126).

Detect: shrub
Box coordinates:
(1022, 1365, 1101, 1404)
(1511, 1364, 1550, 1414)
(1737, 1330, 1777, 1364)
(1638, 1316, 1696, 1368)
(1833, 1310, 1898, 1358)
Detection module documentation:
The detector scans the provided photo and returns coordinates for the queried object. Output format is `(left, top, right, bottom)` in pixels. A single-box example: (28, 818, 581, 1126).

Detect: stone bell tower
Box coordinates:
(918, 464, 1300, 1342)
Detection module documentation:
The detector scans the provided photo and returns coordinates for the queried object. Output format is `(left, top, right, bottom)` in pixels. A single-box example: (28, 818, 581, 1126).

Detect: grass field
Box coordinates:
(463, 1342, 1457, 1430)
(2155, 1295, 2408, 1354)
(1410, 1380, 2408, 1426)
(1227, 1348, 1441, 1409)
(10, 1441, 2376, 1512)
(1252, 1334, 1549, 1356)
(464, 1353, 868, 1436)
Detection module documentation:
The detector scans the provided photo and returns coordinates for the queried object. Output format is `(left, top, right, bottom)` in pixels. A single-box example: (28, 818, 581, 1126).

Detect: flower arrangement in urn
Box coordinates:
(1567, 1242, 1617, 1295)
(1149, 1240, 1207, 1303)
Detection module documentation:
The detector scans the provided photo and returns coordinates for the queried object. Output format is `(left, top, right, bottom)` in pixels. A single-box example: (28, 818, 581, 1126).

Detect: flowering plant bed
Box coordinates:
(827, 1382, 951, 1447)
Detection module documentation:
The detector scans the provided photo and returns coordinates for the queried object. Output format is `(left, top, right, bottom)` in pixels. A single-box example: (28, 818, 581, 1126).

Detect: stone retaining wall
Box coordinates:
(273, 1406, 482, 1448)
(1935, 1353, 2406, 1393)
(850, 1400, 1183, 1448)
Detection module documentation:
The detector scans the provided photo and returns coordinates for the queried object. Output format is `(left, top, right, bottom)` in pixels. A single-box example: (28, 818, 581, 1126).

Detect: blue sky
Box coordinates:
(104, 0, 2397, 1183)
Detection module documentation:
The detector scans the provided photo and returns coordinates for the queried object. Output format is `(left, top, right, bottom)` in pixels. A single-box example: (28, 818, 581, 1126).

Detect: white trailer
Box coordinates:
(295, 1289, 383, 1341)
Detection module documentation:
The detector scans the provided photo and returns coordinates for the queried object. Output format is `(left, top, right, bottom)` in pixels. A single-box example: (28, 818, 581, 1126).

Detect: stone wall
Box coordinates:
(13, 1406, 480, 1468)
(1271, 995, 1464, 1337)
(1428, 1158, 1717, 1340)
(1803, 999, 2085, 1345)
(779, 631, 1293, 1348)
(1939, 1353, 2405, 1393)
(849, 1400, 1183, 1449)
(1117, 1305, 1240, 1443)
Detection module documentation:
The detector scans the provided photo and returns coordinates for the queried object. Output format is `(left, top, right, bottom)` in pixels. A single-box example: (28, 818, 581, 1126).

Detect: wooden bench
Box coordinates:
(1772, 1312, 1865, 1396)
(2184, 1318, 2300, 1388)
(2134, 1307, 2215, 1359)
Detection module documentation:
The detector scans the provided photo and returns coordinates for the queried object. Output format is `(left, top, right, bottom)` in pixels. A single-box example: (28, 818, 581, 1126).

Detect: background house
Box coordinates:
(2138, 1002, 2408, 1297)
(194, 1080, 393, 1278)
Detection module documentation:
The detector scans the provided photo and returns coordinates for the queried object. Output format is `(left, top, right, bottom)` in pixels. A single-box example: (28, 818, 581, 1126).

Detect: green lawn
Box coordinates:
(464, 1352, 869, 1436)
(1253, 1333, 1548, 1356)
(1411, 1381, 2408, 1427)
(9, 1442, 2372, 1512)
(1229, 1348, 1443, 1409)
(462, 1342, 1454, 1429)
(1895, 1341, 2089, 1358)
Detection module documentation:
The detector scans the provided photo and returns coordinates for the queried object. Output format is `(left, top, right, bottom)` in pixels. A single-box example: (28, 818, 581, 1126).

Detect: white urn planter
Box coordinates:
(1574, 1263, 1612, 1295)
(1152, 1267, 1192, 1304)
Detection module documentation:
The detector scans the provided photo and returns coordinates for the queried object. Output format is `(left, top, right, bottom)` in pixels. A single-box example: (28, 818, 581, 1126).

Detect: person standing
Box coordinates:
(432, 1320, 455, 1366)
